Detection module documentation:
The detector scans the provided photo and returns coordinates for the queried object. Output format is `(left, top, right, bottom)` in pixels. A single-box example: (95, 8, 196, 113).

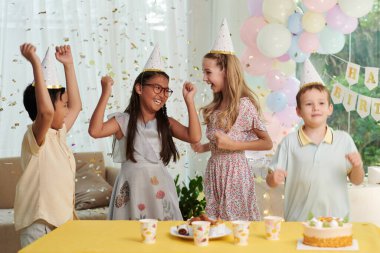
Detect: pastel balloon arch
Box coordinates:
(241, 0, 374, 145)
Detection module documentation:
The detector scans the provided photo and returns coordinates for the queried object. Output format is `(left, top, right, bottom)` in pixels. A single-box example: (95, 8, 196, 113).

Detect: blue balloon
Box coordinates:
(266, 91, 288, 113)
(287, 35, 310, 63)
(288, 13, 303, 35)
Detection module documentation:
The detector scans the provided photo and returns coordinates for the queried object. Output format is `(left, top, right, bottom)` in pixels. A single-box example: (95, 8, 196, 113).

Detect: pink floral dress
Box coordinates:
(204, 97, 265, 221)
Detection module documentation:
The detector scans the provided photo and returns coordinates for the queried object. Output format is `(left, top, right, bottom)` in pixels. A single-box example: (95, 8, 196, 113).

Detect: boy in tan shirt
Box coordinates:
(14, 43, 81, 247)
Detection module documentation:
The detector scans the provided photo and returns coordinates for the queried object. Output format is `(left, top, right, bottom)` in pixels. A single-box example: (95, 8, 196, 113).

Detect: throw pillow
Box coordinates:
(75, 163, 113, 210)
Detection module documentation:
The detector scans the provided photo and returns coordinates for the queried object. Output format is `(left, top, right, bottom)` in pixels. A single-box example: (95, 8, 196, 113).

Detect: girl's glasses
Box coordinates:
(143, 83, 173, 97)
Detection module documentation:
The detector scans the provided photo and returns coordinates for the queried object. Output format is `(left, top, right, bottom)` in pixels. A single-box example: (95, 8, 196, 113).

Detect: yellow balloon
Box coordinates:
(272, 60, 296, 76)
(302, 11, 326, 33)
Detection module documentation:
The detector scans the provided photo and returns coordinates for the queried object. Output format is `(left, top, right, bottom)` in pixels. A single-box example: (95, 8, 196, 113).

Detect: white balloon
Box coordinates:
(319, 27, 346, 54)
(257, 24, 292, 58)
(338, 0, 374, 18)
(263, 0, 296, 24)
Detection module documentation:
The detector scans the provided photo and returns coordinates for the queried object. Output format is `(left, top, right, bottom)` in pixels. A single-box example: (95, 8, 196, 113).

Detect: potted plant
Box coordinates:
(174, 174, 206, 220)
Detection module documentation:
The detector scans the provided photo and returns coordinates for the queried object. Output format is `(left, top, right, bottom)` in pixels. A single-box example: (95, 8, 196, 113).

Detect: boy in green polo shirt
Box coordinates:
(266, 82, 364, 221)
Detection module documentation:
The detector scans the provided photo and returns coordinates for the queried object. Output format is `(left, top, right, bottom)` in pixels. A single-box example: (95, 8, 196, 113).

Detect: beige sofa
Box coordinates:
(0, 152, 118, 253)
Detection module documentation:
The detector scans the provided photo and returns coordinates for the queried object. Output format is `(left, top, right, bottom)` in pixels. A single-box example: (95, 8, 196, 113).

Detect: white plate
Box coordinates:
(170, 226, 232, 240)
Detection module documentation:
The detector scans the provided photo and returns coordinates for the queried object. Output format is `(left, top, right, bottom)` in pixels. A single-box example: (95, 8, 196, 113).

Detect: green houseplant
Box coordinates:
(174, 174, 206, 220)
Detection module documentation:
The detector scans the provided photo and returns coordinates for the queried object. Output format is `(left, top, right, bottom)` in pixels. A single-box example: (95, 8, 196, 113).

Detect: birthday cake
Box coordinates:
(303, 216, 353, 248)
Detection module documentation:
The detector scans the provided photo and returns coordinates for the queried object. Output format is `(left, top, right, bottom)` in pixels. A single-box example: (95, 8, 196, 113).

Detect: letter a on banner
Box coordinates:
(343, 89, 358, 112)
(371, 98, 380, 121)
(365, 67, 379, 90)
(331, 82, 346, 104)
(346, 62, 360, 85)
(356, 95, 371, 118)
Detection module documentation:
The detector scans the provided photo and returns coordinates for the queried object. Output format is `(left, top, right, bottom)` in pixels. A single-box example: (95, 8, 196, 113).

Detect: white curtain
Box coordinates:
(0, 0, 249, 181)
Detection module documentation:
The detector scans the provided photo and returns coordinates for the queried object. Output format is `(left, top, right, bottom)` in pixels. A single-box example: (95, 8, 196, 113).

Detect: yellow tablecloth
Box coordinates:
(19, 220, 380, 253)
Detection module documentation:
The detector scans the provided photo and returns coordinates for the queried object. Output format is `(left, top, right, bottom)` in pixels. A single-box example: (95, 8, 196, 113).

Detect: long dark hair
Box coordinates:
(119, 71, 179, 166)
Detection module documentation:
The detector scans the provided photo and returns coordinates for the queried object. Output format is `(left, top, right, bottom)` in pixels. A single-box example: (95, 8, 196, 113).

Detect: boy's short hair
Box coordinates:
(296, 82, 331, 108)
(23, 84, 66, 121)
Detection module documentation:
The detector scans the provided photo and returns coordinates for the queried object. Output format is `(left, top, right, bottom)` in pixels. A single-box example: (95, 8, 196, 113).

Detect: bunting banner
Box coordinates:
(344, 61, 379, 89)
(345, 62, 360, 86)
(331, 83, 380, 121)
(365, 67, 379, 91)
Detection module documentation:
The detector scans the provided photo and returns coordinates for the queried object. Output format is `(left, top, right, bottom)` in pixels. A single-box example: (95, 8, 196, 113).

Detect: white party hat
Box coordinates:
(210, 18, 235, 55)
(33, 47, 63, 89)
(301, 59, 324, 86)
(143, 44, 164, 72)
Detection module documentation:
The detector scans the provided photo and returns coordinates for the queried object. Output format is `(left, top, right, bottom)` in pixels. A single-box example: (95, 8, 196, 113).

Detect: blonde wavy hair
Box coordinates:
(201, 53, 262, 131)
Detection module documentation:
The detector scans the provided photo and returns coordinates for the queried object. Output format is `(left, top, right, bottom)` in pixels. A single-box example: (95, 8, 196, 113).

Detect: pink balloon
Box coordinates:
(298, 32, 320, 53)
(263, 112, 283, 142)
(248, 0, 263, 17)
(265, 70, 287, 91)
(274, 106, 300, 128)
(340, 17, 358, 34)
(277, 53, 291, 62)
(326, 5, 358, 34)
(240, 46, 274, 76)
(240, 16, 267, 48)
(303, 0, 337, 13)
(281, 76, 300, 106)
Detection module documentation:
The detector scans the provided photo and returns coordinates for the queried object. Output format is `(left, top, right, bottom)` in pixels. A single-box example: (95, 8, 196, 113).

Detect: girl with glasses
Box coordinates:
(88, 68, 201, 220)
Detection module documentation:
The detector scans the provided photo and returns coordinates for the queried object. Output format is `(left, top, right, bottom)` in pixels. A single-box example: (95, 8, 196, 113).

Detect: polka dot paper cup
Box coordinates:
(139, 219, 158, 244)
(192, 221, 210, 246)
(264, 216, 283, 240)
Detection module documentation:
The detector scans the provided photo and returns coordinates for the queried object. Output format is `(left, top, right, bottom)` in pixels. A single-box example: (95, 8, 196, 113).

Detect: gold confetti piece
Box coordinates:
(26, 28, 31, 31)
(38, 11, 46, 14)
(89, 60, 95, 65)
(79, 53, 86, 59)
(12, 79, 16, 83)
(130, 42, 137, 49)
(193, 66, 199, 71)
(106, 63, 112, 70)
(0, 108, 3, 111)
(112, 8, 118, 13)
(108, 71, 115, 78)
(63, 37, 69, 42)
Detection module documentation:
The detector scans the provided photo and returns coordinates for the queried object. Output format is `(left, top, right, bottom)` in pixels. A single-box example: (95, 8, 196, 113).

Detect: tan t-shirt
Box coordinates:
(14, 124, 76, 231)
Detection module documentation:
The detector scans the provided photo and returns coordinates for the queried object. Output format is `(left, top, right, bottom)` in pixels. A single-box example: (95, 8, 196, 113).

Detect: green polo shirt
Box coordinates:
(269, 126, 357, 221)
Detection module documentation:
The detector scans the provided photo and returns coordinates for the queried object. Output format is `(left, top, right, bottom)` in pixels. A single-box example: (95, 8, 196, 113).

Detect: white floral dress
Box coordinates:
(204, 97, 266, 221)
(107, 112, 183, 221)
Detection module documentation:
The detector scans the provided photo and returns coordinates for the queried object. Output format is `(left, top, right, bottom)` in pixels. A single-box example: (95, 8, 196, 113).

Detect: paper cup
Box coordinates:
(192, 221, 210, 246)
(232, 220, 250, 246)
(139, 219, 158, 244)
(264, 216, 283, 240)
